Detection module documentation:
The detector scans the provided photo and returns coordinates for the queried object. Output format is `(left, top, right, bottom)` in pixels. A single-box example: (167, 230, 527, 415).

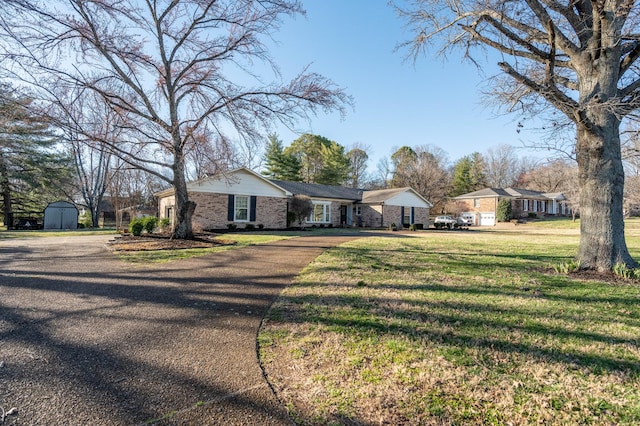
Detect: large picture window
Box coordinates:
(235, 195, 249, 221)
(308, 202, 330, 223)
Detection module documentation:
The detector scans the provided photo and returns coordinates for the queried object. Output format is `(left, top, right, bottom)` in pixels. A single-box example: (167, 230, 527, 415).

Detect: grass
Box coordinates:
(259, 218, 640, 425)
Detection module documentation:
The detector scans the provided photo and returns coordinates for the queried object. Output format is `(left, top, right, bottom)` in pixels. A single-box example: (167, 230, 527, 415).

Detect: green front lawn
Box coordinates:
(259, 221, 640, 425)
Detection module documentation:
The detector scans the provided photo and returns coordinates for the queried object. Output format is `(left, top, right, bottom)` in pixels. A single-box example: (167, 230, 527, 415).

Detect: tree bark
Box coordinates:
(171, 151, 195, 240)
(575, 119, 637, 271)
(0, 154, 12, 229)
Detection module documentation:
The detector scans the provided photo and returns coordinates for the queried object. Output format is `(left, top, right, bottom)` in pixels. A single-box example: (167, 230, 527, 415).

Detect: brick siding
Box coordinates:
(189, 192, 287, 230)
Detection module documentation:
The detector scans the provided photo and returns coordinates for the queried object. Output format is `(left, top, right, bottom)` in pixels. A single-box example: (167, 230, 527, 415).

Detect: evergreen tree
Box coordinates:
(451, 156, 473, 196)
(450, 153, 487, 196)
(262, 133, 301, 181)
(0, 87, 73, 227)
(285, 134, 349, 184)
(317, 142, 350, 185)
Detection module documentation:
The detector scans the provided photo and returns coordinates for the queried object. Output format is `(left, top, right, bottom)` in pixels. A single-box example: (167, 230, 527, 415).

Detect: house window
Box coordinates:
(474, 199, 480, 208)
(308, 202, 330, 223)
(235, 195, 249, 221)
(403, 207, 412, 225)
(523, 200, 529, 211)
(355, 206, 362, 216)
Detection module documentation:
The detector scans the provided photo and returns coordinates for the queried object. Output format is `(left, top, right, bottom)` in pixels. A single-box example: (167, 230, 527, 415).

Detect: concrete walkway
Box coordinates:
(0, 234, 358, 425)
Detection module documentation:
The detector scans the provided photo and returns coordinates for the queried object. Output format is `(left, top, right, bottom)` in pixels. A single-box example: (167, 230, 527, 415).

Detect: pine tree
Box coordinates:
(317, 142, 350, 185)
(0, 86, 73, 228)
(262, 133, 301, 181)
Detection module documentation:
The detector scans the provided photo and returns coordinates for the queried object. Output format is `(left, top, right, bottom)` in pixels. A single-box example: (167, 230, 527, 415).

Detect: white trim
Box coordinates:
(234, 195, 249, 222)
(307, 201, 331, 223)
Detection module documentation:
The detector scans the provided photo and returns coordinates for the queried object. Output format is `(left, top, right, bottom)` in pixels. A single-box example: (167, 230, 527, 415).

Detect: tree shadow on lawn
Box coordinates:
(275, 288, 640, 376)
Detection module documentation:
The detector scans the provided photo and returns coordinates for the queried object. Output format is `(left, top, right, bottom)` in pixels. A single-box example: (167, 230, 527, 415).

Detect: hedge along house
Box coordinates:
(156, 168, 433, 230)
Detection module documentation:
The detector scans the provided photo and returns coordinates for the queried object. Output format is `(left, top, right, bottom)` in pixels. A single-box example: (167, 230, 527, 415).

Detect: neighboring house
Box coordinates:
(156, 168, 432, 230)
(450, 188, 569, 226)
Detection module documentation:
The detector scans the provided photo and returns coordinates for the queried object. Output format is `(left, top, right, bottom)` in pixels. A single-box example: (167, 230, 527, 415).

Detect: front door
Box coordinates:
(340, 205, 347, 226)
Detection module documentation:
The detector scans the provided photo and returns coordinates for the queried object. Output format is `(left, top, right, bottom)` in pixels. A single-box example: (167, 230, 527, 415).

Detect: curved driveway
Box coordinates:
(0, 234, 358, 425)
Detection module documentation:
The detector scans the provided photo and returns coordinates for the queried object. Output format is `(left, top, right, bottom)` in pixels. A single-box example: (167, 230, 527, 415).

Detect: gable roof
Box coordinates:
(155, 167, 292, 198)
(363, 187, 433, 207)
(454, 187, 561, 200)
(453, 188, 513, 199)
(270, 180, 363, 201)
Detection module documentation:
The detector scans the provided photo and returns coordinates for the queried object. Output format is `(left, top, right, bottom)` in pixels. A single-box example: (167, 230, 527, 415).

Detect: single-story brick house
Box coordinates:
(156, 168, 432, 230)
(449, 187, 569, 226)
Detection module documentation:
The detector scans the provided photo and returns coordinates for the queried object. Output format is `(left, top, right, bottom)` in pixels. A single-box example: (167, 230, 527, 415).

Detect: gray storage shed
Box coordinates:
(43, 201, 78, 230)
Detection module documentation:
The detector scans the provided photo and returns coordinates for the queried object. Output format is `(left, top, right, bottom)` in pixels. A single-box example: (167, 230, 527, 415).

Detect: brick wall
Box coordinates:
(449, 198, 498, 215)
(189, 192, 287, 230)
(413, 207, 430, 226)
(361, 205, 382, 227)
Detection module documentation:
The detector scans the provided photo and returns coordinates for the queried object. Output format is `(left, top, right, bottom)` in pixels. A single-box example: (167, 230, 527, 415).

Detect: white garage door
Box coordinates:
(479, 213, 495, 226)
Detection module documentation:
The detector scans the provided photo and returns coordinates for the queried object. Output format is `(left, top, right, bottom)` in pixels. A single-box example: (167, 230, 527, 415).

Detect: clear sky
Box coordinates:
(266, 0, 544, 170)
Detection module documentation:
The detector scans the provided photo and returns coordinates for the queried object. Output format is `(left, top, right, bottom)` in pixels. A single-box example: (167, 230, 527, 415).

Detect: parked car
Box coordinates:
(456, 217, 473, 226)
(434, 215, 457, 229)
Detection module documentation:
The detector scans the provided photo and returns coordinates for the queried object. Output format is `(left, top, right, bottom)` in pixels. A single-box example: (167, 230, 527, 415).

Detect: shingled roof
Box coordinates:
(270, 180, 363, 201)
(362, 187, 414, 204)
(454, 187, 554, 200)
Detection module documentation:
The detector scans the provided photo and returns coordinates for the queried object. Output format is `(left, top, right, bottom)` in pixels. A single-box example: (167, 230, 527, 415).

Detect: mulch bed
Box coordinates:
(108, 232, 236, 251)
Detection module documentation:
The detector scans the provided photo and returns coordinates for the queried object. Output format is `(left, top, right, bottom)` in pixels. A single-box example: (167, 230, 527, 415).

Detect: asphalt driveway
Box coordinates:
(0, 234, 357, 425)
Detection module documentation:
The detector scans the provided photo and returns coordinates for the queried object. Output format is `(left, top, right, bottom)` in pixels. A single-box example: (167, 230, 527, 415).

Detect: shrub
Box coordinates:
(528, 212, 538, 218)
(409, 224, 417, 231)
(142, 216, 158, 234)
(289, 195, 313, 226)
(497, 199, 513, 222)
(245, 223, 255, 230)
(79, 212, 93, 228)
(159, 217, 171, 231)
(389, 222, 397, 231)
(287, 212, 296, 227)
(257, 223, 264, 229)
(129, 218, 144, 236)
(227, 223, 237, 230)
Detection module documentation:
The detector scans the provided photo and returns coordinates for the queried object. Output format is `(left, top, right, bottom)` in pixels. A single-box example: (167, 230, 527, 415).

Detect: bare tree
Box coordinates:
(56, 90, 119, 228)
(346, 142, 370, 188)
(484, 144, 531, 188)
(519, 159, 580, 219)
(1, 0, 349, 239)
(391, 145, 450, 207)
(398, 0, 640, 271)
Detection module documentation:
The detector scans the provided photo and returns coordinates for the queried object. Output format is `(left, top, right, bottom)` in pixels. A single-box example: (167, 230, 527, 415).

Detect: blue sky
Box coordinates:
(266, 0, 543, 169)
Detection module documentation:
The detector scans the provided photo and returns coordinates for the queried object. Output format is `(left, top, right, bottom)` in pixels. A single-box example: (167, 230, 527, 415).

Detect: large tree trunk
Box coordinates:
(575, 119, 637, 271)
(171, 152, 195, 240)
(0, 154, 12, 229)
